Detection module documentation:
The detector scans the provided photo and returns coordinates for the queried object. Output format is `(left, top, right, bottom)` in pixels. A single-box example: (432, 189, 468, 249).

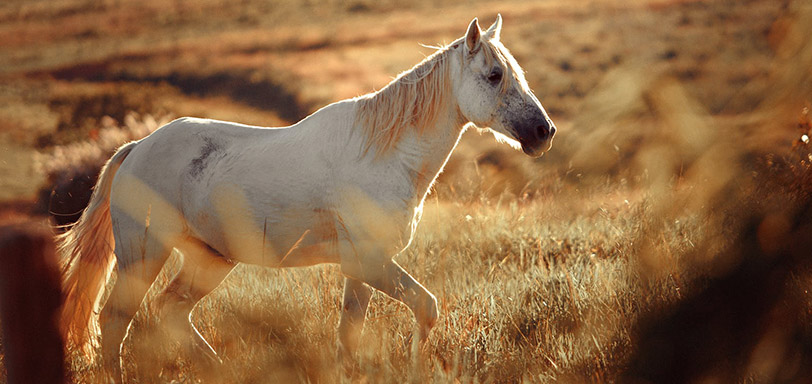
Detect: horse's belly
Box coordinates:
(187, 205, 342, 268)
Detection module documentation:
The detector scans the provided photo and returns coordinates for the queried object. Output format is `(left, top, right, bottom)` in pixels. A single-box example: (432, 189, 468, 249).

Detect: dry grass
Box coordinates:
(2, 0, 812, 383)
(59, 186, 678, 383)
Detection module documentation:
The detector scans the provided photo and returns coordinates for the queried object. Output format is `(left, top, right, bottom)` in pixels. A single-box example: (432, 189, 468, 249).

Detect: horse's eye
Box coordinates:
(487, 69, 503, 84)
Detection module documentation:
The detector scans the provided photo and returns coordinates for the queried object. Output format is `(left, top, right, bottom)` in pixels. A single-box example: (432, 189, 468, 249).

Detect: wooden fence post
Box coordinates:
(0, 223, 65, 384)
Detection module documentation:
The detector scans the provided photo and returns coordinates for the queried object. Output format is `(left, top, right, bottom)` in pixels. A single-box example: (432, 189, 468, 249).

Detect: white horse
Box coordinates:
(58, 15, 555, 380)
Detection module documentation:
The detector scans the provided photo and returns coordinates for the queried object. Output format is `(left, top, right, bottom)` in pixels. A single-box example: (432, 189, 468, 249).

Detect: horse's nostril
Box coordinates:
(537, 125, 550, 139)
(549, 125, 557, 137)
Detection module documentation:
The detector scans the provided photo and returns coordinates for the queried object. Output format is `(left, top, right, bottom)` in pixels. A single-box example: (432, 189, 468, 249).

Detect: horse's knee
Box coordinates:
(159, 278, 195, 308)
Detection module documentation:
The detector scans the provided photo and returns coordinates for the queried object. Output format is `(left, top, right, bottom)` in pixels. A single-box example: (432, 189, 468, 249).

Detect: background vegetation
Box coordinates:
(1, 0, 811, 382)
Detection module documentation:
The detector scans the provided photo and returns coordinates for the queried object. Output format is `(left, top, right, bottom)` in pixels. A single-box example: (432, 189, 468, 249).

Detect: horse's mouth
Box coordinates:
(520, 137, 553, 158)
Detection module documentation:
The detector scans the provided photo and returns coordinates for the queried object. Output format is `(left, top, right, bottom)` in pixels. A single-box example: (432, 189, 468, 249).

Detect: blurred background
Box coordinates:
(1, 0, 811, 382)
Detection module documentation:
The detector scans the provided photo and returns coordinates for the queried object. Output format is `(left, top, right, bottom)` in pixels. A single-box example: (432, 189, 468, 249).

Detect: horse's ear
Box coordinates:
(465, 18, 481, 54)
(484, 14, 502, 41)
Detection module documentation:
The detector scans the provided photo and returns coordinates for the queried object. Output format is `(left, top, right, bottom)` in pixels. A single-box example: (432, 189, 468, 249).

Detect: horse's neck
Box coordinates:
(395, 106, 466, 200)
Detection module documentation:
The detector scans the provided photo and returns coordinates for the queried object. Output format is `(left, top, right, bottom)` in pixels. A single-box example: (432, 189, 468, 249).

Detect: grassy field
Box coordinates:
(2, 0, 812, 382)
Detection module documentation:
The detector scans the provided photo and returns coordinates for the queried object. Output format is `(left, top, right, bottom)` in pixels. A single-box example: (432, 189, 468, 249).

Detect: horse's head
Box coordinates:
(452, 15, 556, 158)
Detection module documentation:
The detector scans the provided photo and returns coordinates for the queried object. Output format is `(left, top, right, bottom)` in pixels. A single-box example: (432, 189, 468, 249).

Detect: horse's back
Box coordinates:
(108, 118, 274, 232)
(116, 117, 257, 194)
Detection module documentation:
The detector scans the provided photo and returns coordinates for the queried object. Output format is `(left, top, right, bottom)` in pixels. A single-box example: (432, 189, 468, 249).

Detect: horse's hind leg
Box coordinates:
(100, 214, 174, 383)
(154, 237, 235, 364)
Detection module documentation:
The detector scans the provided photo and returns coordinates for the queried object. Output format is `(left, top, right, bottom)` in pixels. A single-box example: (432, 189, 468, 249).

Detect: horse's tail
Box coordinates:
(58, 141, 138, 354)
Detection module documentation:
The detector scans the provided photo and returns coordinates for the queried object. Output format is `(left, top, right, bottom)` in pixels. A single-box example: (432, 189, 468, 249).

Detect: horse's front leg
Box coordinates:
(337, 277, 373, 361)
(359, 259, 438, 342)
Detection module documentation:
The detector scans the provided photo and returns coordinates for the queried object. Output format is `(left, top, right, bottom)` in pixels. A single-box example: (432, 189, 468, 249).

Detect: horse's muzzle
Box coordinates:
(519, 122, 556, 158)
